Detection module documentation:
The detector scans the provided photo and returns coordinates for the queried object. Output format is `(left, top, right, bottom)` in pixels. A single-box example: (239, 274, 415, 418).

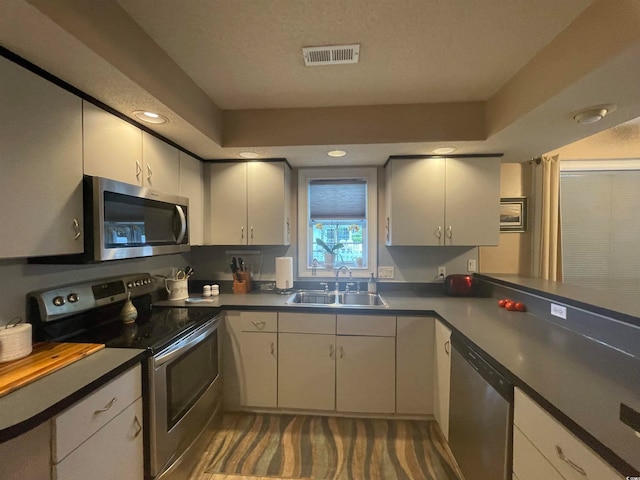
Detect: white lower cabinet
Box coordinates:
(0, 422, 50, 480)
(53, 399, 144, 480)
(433, 318, 452, 439)
(224, 311, 278, 409)
(513, 388, 623, 480)
(278, 333, 335, 410)
(396, 316, 435, 415)
(336, 335, 395, 413)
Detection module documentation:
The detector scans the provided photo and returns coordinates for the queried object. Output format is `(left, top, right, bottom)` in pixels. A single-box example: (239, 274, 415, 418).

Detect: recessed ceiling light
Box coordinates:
(327, 150, 347, 157)
(572, 104, 617, 125)
(133, 110, 168, 124)
(433, 147, 457, 154)
(239, 152, 260, 159)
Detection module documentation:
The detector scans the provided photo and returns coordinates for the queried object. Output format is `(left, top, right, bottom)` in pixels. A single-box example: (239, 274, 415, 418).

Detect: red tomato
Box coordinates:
(498, 299, 507, 308)
(515, 302, 526, 312)
(505, 301, 516, 311)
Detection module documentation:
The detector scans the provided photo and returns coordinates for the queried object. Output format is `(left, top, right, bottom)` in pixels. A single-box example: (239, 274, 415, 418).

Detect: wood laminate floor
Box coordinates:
(187, 413, 464, 480)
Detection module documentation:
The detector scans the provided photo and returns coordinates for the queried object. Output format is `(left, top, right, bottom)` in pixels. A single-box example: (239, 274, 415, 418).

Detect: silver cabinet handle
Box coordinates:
(555, 445, 587, 476)
(252, 320, 266, 330)
(270, 341, 275, 356)
(250, 226, 254, 240)
(339, 345, 344, 359)
(136, 160, 142, 180)
(72, 218, 82, 240)
(444, 340, 450, 355)
(329, 344, 334, 358)
(446, 225, 452, 239)
(133, 415, 142, 438)
(385, 217, 390, 242)
(434, 226, 442, 239)
(94, 397, 117, 415)
(146, 163, 153, 182)
(241, 226, 244, 239)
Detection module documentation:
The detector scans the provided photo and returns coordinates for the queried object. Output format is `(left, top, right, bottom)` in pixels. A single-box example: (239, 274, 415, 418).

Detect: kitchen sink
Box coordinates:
(285, 290, 389, 308)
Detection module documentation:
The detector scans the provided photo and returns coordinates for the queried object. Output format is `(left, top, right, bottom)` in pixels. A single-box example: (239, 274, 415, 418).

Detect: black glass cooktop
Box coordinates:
(33, 295, 220, 354)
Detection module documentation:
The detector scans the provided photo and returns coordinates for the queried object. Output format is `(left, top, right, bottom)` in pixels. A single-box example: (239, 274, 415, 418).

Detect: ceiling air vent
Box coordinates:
(302, 44, 360, 66)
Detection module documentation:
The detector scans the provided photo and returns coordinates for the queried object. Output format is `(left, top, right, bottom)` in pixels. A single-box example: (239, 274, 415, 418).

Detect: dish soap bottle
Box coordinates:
(367, 273, 377, 293)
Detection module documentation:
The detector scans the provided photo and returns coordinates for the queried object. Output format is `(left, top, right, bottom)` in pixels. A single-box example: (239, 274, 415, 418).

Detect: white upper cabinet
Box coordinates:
(206, 161, 291, 245)
(385, 157, 500, 246)
(179, 151, 204, 245)
(83, 101, 142, 186)
(142, 132, 179, 195)
(0, 56, 84, 259)
(84, 102, 179, 195)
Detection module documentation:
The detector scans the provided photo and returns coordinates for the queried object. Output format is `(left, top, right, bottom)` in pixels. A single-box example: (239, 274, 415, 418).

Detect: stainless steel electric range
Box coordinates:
(27, 273, 222, 480)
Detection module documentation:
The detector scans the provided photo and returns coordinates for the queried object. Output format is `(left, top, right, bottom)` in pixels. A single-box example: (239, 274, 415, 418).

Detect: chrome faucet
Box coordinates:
(334, 265, 351, 292)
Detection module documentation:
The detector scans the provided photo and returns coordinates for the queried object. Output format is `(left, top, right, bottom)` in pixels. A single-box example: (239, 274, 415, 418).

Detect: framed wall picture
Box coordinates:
(500, 197, 527, 232)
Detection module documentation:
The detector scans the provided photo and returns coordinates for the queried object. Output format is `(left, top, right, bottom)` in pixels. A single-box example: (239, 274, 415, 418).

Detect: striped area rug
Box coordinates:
(204, 413, 463, 480)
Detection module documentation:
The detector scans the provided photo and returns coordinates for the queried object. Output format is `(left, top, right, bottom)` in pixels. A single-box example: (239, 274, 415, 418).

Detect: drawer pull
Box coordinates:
(133, 415, 142, 438)
(555, 445, 587, 476)
(444, 340, 450, 355)
(94, 397, 117, 415)
(252, 320, 266, 330)
(270, 342, 275, 356)
(329, 344, 334, 358)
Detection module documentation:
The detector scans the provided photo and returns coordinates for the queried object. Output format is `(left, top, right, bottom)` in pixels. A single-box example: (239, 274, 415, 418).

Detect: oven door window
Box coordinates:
(166, 330, 218, 429)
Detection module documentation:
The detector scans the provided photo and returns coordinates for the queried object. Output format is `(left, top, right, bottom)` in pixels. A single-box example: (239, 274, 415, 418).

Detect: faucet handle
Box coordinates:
(346, 282, 356, 293)
(319, 282, 329, 293)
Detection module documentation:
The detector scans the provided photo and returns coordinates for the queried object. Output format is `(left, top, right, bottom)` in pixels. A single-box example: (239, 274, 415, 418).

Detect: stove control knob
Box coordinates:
(135, 281, 141, 287)
(127, 282, 133, 288)
(67, 293, 79, 303)
(53, 296, 65, 306)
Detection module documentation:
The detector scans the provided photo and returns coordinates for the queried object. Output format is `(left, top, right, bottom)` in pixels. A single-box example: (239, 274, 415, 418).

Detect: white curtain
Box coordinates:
(531, 154, 562, 281)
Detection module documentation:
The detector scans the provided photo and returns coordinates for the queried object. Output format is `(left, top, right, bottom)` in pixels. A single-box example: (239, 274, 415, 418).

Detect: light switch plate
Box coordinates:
(550, 303, 567, 319)
(467, 259, 477, 272)
(377, 266, 395, 279)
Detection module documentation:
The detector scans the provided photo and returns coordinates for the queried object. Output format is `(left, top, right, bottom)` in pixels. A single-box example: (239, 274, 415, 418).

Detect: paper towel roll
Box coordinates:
(276, 256, 294, 290)
(0, 323, 32, 362)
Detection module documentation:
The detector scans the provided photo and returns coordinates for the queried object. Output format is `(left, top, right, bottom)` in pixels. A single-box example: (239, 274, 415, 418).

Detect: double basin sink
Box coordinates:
(285, 290, 389, 308)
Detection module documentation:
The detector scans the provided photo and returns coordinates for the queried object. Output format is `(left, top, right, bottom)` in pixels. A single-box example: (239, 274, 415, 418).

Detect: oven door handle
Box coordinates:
(153, 315, 220, 368)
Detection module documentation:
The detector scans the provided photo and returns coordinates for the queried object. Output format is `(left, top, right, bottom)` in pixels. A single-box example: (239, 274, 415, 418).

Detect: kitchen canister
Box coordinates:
(0, 318, 33, 362)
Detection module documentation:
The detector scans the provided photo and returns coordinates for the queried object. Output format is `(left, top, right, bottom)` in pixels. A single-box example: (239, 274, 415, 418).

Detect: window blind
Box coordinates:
(309, 179, 366, 220)
(560, 170, 640, 294)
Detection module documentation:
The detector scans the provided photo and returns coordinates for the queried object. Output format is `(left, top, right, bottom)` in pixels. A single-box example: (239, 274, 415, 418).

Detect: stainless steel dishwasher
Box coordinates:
(448, 334, 513, 480)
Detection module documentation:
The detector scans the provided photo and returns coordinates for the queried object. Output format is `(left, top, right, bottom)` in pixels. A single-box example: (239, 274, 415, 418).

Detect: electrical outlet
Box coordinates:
(377, 266, 395, 279)
(437, 266, 446, 278)
(550, 303, 567, 319)
(467, 259, 477, 272)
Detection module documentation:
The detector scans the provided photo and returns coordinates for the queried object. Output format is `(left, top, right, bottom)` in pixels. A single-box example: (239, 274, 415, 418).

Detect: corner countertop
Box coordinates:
(0, 348, 145, 442)
(157, 282, 640, 474)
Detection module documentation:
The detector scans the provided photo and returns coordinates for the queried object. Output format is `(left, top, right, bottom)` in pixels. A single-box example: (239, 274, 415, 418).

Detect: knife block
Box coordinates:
(233, 271, 252, 294)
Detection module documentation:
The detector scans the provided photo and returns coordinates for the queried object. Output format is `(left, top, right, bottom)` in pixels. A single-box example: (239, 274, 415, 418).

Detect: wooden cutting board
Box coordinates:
(0, 342, 105, 398)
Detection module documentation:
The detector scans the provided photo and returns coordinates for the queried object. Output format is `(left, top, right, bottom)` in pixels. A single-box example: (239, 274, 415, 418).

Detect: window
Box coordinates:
(560, 163, 640, 294)
(298, 168, 377, 278)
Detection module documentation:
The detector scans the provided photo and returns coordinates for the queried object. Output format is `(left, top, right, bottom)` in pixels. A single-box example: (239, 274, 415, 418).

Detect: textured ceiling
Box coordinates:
(1, 0, 639, 166)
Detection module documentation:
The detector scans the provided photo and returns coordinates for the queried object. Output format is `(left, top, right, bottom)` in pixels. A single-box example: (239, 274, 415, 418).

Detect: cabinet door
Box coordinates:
(53, 399, 144, 480)
(234, 332, 277, 408)
(207, 162, 247, 244)
(0, 421, 50, 480)
(336, 335, 395, 413)
(386, 158, 445, 245)
(142, 132, 179, 195)
(513, 426, 566, 480)
(434, 319, 452, 439)
(247, 161, 291, 245)
(83, 101, 142, 185)
(179, 151, 204, 245)
(445, 157, 500, 245)
(0, 56, 83, 259)
(396, 316, 434, 415)
(278, 333, 335, 410)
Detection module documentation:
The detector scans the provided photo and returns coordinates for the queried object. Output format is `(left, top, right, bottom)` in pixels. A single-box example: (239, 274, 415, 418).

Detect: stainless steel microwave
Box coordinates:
(30, 176, 189, 263)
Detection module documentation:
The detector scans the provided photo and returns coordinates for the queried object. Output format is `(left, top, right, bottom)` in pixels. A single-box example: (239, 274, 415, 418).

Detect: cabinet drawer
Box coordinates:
(513, 426, 565, 480)
(53, 399, 143, 480)
(53, 365, 142, 463)
(514, 388, 622, 480)
(337, 314, 396, 336)
(226, 311, 277, 332)
(279, 312, 335, 334)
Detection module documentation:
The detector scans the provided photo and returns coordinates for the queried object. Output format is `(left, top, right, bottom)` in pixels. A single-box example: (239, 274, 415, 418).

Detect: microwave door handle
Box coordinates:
(175, 205, 187, 243)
